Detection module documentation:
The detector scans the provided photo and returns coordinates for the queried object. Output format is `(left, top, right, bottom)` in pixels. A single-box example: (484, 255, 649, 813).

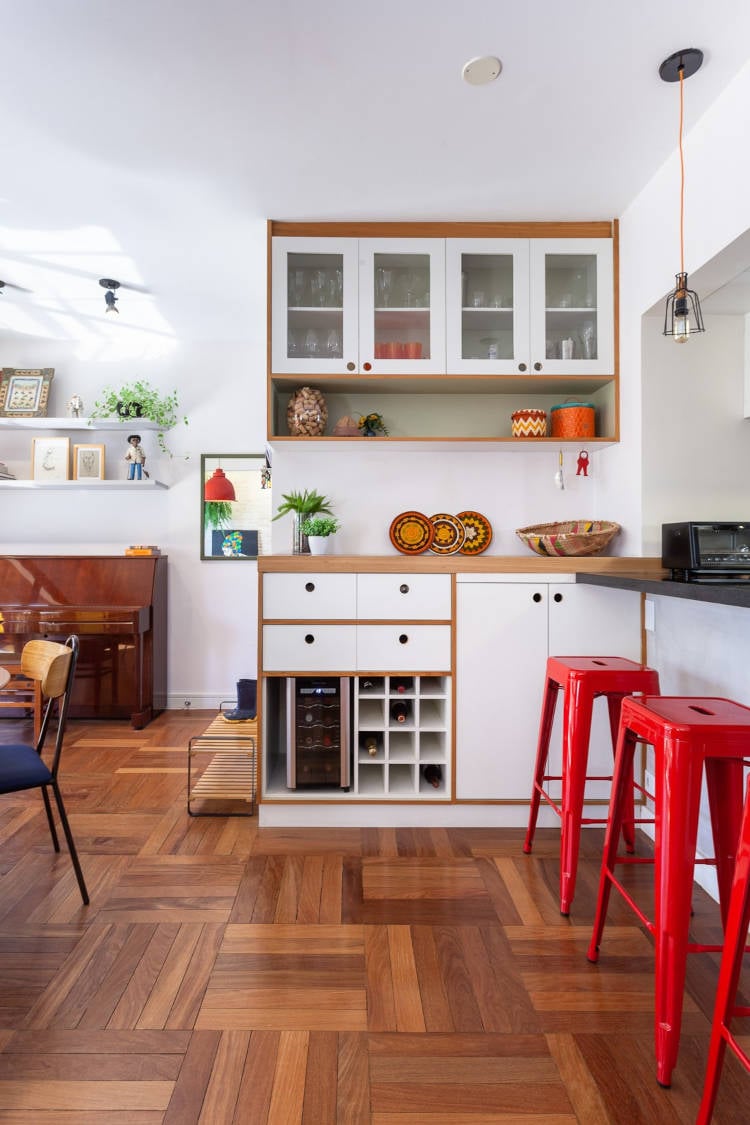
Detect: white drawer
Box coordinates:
(356, 573, 452, 619)
(356, 625, 452, 672)
(263, 573, 357, 620)
(262, 625, 357, 672)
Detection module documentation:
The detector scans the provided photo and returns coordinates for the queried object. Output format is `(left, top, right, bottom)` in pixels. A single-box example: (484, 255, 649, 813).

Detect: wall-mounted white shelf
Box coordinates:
(0, 416, 164, 431)
(0, 479, 168, 490)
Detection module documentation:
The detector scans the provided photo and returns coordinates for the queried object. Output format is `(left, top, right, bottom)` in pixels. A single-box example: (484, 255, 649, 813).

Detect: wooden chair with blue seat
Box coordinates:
(0, 635, 89, 904)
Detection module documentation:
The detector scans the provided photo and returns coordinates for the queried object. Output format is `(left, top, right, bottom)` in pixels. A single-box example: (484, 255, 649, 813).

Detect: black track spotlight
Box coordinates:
(99, 278, 120, 314)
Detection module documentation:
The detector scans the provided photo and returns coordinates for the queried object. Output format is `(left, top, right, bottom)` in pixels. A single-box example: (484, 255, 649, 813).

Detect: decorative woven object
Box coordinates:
(516, 520, 621, 557)
(550, 401, 595, 439)
(511, 408, 547, 438)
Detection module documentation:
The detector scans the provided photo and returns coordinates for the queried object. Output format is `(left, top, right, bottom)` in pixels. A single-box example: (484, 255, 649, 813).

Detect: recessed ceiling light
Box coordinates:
(462, 56, 502, 86)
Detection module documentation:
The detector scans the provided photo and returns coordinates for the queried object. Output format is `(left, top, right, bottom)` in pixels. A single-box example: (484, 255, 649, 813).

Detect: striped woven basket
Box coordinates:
(515, 520, 620, 557)
(511, 409, 547, 438)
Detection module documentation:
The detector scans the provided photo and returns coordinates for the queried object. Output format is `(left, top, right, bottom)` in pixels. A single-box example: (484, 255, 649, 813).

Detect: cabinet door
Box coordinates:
(445, 239, 531, 374)
(547, 583, 642, 798)
(528, 239, 614, 376)
(358, 239, 445, 374)
(271, 237, 359, 374)
(262, 625, 357, 672)
(356, 573, 451, 620)
(357, 624, 452, 672)
(456, 582, 548, 799)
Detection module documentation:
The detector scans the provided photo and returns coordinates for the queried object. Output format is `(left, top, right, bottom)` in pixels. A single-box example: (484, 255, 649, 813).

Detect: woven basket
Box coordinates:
(515, 520, 621, 557)
(511, 408, 547, 438)
(550, 402, 595, 439)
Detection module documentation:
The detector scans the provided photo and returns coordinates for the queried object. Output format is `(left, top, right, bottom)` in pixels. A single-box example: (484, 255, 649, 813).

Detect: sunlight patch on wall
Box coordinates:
(0, 224, 177, 360)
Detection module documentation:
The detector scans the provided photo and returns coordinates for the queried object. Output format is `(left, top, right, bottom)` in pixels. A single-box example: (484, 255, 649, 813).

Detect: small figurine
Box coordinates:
(125, 434, 149, 480)
(576, 450, 590, 477)
(260, 466, 271, 489)
(358, 412, 389, 437)
(66, 395, 84, 418)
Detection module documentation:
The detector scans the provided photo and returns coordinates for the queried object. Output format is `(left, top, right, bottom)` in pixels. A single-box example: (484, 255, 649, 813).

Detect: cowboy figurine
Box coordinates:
(125, 434, 148, 480)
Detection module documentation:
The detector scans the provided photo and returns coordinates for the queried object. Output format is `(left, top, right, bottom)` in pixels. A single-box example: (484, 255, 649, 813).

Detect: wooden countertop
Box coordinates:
(258, 554, 666, 575)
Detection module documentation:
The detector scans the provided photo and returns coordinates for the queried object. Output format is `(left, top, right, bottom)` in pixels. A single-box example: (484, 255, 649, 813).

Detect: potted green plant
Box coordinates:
(300, 515, 340, 556)
(204, 500, 233, 531)
(88, 379, 188, 456)
(272, 489, 333, 554)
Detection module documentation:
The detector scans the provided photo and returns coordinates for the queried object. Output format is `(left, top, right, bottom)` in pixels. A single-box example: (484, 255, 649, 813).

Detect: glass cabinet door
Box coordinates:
(271, 238, 359, 374)
(446, 240, 530, 374)
(358, 239, 445, 374)
(529, 239, 614, 375)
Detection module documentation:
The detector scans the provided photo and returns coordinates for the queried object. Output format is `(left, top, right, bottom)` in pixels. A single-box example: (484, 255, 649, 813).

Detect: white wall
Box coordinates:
(1, 224, 268, 707)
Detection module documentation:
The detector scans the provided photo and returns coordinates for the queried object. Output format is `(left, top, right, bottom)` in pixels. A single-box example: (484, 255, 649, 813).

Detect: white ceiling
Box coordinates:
(2, 0, 750, 342)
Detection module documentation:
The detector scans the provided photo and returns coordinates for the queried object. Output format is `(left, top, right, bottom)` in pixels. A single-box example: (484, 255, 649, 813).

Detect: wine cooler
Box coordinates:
(286, 677, 351, 789)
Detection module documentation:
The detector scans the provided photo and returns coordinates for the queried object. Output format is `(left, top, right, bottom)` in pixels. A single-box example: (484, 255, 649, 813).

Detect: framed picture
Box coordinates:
(31, 437, 70, 481)
(201, 453, 272, 560)
(73, 443, 105, 480)
(0, 368, 54, 417)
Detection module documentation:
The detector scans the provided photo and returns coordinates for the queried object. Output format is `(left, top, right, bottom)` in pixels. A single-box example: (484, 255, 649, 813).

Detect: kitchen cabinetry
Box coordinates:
(455, 575, 641, 801)
(0, 417, 169, 489)
(267, 221, 618, 444)
(260, 568, 453, 801)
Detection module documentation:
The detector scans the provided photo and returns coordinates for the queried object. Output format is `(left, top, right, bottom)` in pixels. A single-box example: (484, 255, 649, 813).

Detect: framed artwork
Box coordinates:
(201, 453, 272, 560)
(31, 437, 70, 481)
(73, 443, 105, 480)
(0, 368, 54, 417)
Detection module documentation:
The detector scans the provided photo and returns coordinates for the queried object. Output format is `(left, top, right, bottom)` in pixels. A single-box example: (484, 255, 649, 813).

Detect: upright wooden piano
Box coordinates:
(0, 555, 167, 728)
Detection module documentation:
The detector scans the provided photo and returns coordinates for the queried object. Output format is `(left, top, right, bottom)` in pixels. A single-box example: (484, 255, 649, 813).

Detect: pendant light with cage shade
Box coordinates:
(660, 48, 706, 343)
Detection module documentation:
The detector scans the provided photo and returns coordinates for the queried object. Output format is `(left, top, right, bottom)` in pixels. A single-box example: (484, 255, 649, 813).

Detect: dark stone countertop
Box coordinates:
(577, 571, 750, 609)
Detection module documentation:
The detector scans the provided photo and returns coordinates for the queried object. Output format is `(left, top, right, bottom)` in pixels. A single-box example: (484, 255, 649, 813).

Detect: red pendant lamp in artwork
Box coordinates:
(204, 467, 236, 501)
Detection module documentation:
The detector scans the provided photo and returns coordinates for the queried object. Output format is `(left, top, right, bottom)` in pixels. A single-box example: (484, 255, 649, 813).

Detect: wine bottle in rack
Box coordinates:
(390, 699, 411, 724)
(364, 735, 380, 757)
(421, 764, 443, 789)
(390, 677, 413, 694)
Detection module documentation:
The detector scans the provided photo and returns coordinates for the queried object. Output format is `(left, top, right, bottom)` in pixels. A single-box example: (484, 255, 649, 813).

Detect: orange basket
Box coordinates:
(550, 401, 595, 439)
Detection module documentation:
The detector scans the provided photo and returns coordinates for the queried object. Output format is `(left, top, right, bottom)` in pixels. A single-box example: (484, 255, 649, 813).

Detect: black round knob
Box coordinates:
(518, 362, 527, 372)
(398, 634, 408, 644)
(305, 582, 315, 592)
(399, 584, 409, 594)
(346, 361, 356, 371)
(532, 592, 542, 603)
(304, 634, 315, 644)
(553, 592, 563, 603)
(533, 361, 542, 371)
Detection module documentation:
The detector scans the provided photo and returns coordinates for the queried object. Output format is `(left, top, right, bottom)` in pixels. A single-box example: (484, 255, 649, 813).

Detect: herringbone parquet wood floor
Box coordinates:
(0, 710, 747, 1123)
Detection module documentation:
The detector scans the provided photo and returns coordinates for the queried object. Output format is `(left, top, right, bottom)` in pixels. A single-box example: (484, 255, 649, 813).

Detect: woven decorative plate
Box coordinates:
(429, 512, 466, 555)
(457, 510, 493, 555)
(389, 511, 435, 554)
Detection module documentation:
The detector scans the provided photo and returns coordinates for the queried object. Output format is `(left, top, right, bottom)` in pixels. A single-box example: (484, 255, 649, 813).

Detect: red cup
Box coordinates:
(385, 341, 400, 358)
(405, 341, 423, 359)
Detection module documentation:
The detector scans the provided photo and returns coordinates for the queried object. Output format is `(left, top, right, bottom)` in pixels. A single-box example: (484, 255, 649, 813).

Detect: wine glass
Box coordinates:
(376, 268, 393, 308)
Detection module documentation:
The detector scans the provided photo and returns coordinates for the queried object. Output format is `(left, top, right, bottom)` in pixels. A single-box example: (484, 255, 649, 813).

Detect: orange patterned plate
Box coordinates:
(457, 510, 493, 555)
(429, 512, 466, 555)
(389, 511, 435, 554)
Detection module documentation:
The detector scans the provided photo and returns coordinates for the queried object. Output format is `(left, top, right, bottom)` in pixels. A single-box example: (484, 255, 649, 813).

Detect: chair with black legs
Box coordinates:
(0, 635, 89, 904)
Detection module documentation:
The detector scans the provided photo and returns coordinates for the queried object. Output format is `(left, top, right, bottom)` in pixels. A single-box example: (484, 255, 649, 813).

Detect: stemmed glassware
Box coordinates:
(376, 268, 393, 308)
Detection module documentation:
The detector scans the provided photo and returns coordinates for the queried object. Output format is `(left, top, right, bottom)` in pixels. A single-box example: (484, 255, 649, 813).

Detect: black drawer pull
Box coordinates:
(305, 582, 315, 592)
(304, 634, 315, 645)
(553, 592, 563, 603)
(399, 583, 409, 594)
(399, 634, 409, 644)
(532, 592, 542, 603)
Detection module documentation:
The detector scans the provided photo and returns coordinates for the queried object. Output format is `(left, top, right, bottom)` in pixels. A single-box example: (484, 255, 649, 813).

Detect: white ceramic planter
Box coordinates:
(307, 535, 334, 555)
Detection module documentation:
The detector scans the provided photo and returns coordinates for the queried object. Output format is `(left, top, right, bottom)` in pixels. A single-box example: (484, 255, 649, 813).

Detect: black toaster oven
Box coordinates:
(662, 522, 750, 582)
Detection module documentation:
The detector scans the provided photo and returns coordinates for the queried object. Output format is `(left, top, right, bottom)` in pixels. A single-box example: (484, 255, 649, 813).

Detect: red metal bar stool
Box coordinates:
(696, 773, 750, 1124)
(524, 656, 660, 915)
(587, 695, 750, 1088)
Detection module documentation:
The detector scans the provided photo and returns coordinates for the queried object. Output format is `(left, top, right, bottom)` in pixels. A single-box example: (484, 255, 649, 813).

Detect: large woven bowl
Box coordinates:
(516, 520, 621, 557)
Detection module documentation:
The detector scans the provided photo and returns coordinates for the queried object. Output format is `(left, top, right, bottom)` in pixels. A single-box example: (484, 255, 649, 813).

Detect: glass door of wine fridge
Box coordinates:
(286, 676, 351, 789)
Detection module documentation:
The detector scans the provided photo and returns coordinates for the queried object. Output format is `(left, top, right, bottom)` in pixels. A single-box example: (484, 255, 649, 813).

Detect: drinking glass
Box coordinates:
(304, 329, 319, 356)
(376, 268, 393, 308)
(326, 328, 342, 357)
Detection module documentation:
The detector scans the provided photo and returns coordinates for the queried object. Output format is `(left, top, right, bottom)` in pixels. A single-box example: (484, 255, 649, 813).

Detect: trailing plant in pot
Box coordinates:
(204, 500, 233, 531)
(272, 489, 333, 554)
(89, 379, 188, 456)
(300, 516, 340, 556)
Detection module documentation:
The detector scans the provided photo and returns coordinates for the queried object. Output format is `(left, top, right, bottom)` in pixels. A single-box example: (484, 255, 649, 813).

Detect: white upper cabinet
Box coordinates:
(529, 239, 614, 376)
(446, 237, 613, 375)
(271, 236, 445, 375)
